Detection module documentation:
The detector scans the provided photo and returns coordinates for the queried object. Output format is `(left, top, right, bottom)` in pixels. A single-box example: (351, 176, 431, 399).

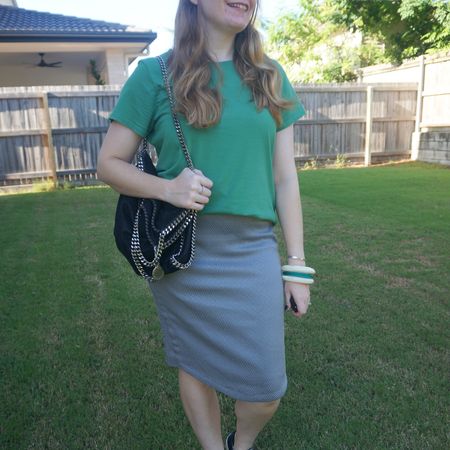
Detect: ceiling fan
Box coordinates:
(36, 53, 62, 68)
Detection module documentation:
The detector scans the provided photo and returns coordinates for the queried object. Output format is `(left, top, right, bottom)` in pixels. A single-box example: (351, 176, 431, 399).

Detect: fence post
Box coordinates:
(414, 55, 425, 133)
(364, 85, 373, 166)
(411, 55, 425, 160)
(39, 92, 57, 186)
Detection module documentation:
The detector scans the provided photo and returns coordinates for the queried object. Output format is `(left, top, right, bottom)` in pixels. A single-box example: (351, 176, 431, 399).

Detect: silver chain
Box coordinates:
(156, 55, 195, 169)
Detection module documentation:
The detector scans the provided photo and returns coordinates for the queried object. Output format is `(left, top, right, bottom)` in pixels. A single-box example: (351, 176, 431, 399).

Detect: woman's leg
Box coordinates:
(233, 399, 281, 450)
(178, 369, 223, 450)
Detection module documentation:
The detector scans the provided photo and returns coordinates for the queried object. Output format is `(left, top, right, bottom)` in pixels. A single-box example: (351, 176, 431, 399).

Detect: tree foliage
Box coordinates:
(266, 0, 450, 83)
(333, 0, 450, 62)
(266, 0, 385, 83)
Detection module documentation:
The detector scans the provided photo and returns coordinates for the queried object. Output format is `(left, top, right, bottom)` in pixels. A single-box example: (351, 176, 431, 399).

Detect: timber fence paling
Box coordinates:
(413, 54, 450, 164)
(40, 92, 57, 185)
(419, 54, 450, 129)
(292, 83, 417, 166)
(360, 52, 450, 164)
(0, 85, 121, 186)
(364, 86, 373, 166)
(0, 83, 418, 188)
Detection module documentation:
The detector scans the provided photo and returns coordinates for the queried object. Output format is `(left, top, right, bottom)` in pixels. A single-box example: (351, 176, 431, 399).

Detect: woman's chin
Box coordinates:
(226, 20, 251, 34)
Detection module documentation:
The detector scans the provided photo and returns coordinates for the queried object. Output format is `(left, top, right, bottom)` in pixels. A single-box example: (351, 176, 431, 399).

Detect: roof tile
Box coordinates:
(0, 5, 145, 34)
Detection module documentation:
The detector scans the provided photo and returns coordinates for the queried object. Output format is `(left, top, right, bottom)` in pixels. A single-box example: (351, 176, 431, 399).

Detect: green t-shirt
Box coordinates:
(109, 52, 305, 223)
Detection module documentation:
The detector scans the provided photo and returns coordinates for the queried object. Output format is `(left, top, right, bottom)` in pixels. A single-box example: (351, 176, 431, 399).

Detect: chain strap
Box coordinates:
(156, 55, 195, 170)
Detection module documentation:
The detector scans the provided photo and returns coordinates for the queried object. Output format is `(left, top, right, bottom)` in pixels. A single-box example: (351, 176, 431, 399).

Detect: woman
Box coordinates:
(97, 1, 311, 449)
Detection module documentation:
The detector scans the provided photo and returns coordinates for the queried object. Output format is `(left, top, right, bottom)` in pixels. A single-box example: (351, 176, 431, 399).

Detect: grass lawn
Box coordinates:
(1, 161, 449, 450)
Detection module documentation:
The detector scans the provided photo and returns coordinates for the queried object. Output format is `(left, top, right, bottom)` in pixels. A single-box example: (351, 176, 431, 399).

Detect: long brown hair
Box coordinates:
(168, 0, 293, 129)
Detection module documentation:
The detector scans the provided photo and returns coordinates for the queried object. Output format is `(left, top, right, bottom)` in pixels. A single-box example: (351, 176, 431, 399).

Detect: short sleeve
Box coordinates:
(109, 58, 158, 138)
(274, 61, 306, 131)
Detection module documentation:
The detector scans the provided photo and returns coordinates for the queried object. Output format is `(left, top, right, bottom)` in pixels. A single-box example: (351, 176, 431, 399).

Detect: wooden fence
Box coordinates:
(0, 85, 120, 187)
(0, 82, 417, 188)
(293, 83, 417, 166)
(412, 53, 450, 164)
(360, 51, 450, 164)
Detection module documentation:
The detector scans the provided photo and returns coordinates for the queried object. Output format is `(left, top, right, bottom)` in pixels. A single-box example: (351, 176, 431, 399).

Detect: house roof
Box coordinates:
(0, 5, 156, 44)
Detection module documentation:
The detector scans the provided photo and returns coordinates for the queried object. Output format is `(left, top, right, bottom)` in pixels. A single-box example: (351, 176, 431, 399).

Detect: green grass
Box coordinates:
(1, 161, 449, 450)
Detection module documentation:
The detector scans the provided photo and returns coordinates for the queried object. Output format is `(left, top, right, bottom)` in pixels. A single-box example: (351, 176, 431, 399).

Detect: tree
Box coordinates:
(266, 0, 385, 83)
(267, 0, 450, 83)
(331, 0, 450, 62)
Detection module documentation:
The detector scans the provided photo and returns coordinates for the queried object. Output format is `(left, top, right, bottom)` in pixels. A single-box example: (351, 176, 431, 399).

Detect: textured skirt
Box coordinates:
(147, 214, 287, 402)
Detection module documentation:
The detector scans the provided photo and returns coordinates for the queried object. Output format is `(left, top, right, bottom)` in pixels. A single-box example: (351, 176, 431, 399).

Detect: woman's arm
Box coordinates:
(273, 125, 310, 317)
(97, 121, 212, 210)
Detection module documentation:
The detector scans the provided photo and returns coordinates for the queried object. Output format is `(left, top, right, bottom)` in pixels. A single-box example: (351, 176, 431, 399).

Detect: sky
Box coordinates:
(18, 0, 300, 56)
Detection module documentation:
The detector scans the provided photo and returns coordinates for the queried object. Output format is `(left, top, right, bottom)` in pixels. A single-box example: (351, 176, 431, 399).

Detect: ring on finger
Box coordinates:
(200, 185, 204, 195)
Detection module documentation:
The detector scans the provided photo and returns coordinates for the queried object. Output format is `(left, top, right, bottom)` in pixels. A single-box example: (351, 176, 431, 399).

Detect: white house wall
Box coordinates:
(105, 49, 128, 84)
(0, 43, 147, 87)
(1, 65, 84, 86)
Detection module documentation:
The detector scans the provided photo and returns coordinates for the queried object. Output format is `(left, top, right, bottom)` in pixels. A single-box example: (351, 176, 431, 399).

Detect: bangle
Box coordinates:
(282, 265, 315, 274)
(288, 255, 305, 261)
(282, 275, 314, 284)
(282, 265, 316, 285)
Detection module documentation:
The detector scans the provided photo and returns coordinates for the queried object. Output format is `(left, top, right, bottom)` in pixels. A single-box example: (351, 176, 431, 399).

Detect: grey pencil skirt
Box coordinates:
(147, 214, 287, 402)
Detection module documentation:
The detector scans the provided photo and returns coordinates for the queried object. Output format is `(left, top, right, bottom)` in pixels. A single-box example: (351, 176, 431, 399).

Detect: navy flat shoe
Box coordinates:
(225, 431, 258, 450)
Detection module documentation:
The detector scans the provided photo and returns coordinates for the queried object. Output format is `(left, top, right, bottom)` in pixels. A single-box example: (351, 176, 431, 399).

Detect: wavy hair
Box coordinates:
(168, 0, 294, 129)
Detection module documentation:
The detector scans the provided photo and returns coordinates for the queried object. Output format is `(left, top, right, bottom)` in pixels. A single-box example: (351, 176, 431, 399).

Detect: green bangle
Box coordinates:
(282, 275, 314, 284)
(282, 271, 314, 279)
(281, 265, 315, 285)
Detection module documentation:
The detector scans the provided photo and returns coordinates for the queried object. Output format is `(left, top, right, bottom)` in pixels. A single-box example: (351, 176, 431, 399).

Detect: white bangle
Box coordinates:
(282, 265, 315, 274)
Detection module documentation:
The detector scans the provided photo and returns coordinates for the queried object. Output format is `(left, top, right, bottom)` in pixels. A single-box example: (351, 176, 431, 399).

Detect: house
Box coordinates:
(0, 0, 156, 86)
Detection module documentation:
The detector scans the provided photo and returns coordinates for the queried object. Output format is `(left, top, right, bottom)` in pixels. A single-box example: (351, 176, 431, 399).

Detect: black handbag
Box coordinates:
(113, 55, 197, 281)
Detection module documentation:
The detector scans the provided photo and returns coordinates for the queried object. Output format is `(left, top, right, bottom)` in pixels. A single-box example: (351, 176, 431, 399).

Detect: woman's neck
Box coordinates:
(204, 27, 235, 62)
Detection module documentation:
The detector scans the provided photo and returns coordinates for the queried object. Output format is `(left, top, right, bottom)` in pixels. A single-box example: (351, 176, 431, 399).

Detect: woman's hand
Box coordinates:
(284, 281, 311, 318)
(166, 168, 213, 210)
